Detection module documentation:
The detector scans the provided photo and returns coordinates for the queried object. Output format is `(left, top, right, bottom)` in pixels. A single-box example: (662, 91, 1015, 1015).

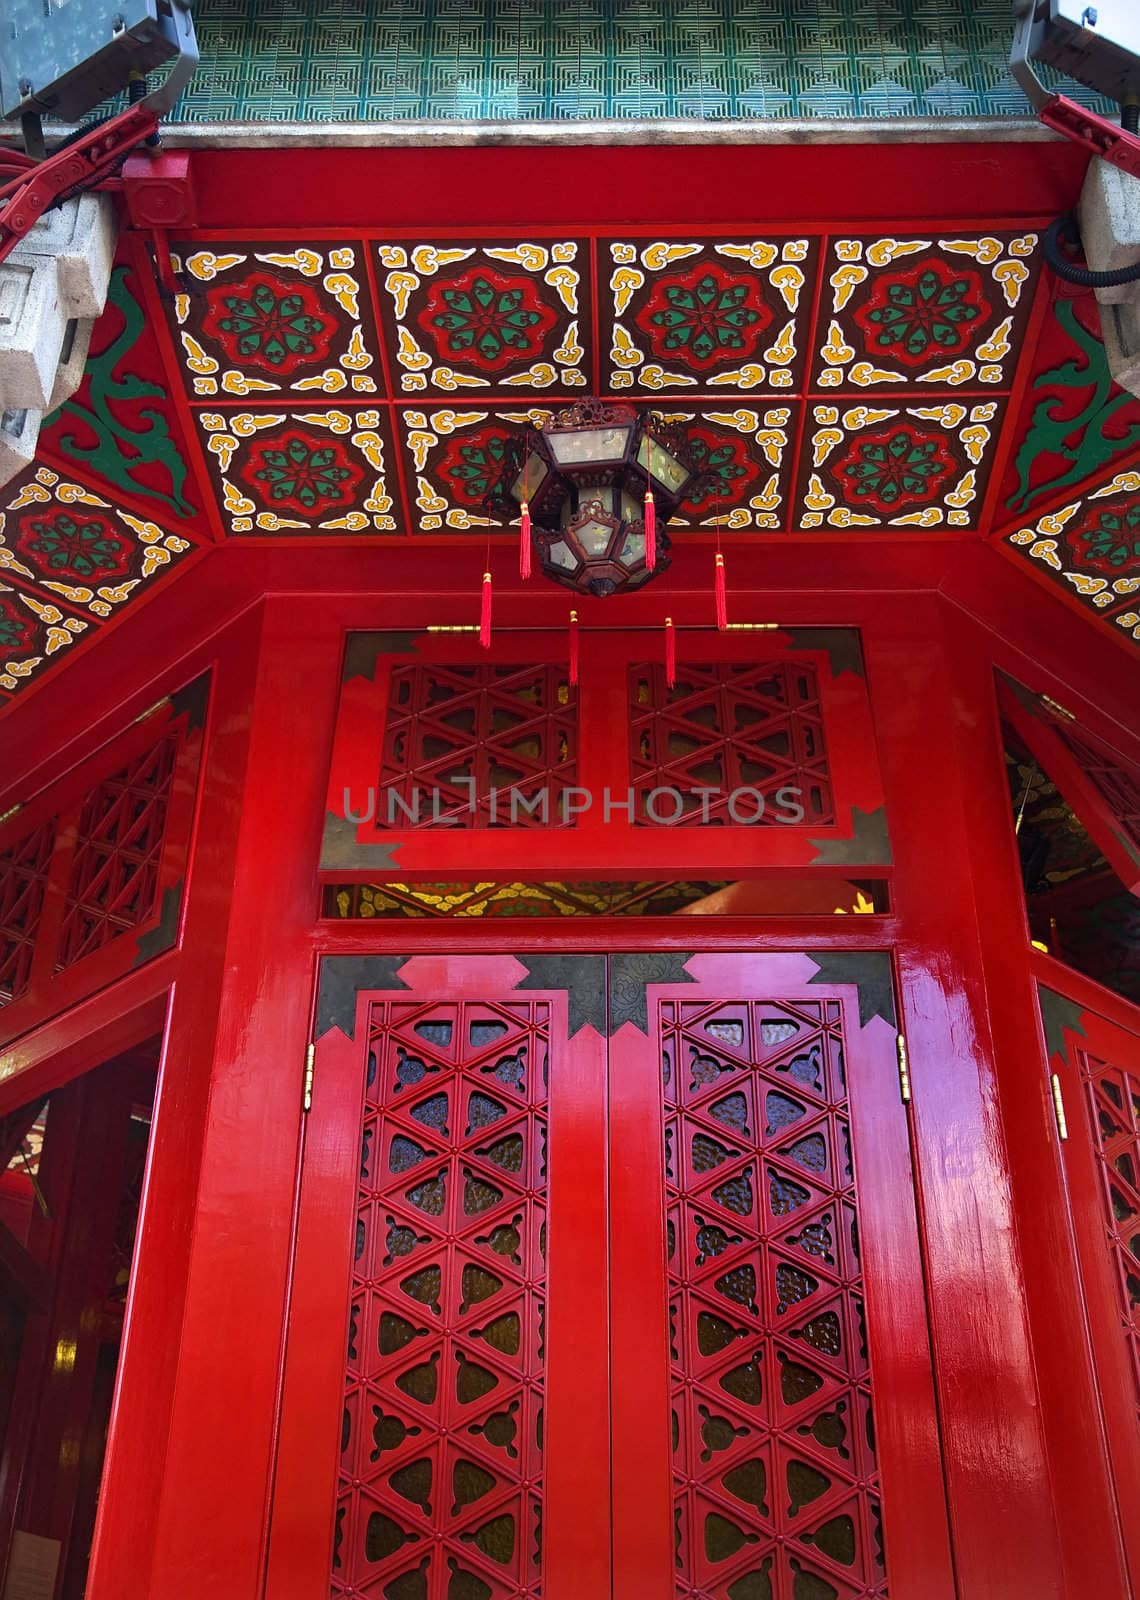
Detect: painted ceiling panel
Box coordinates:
(3, 213, 1140, 710)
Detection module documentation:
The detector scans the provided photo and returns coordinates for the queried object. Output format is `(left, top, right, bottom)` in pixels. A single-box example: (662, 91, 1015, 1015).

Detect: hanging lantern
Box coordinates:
(486, 400, 697, 597)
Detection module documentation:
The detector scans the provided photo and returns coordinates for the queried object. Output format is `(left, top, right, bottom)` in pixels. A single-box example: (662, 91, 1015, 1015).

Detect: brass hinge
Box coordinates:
(134, 694, 170, 726)
(0, 802, 22, 827)
(302, 1043, 315, 1113)
(896, 1033, 912, 1104)
(1051, 1072, 1069, 1141)
(1039, 693, 1075, 723)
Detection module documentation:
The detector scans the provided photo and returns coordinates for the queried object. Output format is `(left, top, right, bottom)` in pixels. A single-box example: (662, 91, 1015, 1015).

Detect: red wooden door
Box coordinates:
(267, 947, 953, 1600)
(1038, 982, 1140, 1593)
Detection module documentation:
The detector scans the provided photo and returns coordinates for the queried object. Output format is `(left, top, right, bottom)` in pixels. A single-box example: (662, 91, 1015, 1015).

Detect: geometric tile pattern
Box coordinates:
(197, 408, 398, 534)
(629, 660, 834, 826)
(168, 2, 1111, 124)
(798, 398, 1003, 529)
(336, 995, 547, 1597)
(811, 233, 1037, 391)
(162, 229, 1040, 547)
(1075, 1045, 1140, 1426)
(171, 242, 382, 400)
(661, 995, 885, 1599)
(1003, 471, 1140, 621)
(602, 238, 819, 393)
(376, 239, 590, 395)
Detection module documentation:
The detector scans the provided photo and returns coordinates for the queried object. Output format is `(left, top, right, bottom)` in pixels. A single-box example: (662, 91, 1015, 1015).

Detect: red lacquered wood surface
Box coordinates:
(268, 953, 611, 1600)
(1035, 975, 1140, 1596)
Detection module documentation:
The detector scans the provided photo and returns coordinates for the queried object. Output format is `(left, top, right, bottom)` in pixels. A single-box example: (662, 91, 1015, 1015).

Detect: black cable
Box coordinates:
(1043, 211, 1140, 288)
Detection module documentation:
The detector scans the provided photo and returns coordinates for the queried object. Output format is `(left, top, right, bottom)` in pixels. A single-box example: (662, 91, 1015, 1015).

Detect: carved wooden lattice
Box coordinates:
(1078, 1046, 1140, 1422)
(661, 996, 885, 1599)
(335, 997, 548, 1596)
(0, 820, 54, 1007)
(1054, 726, 1140, 864)
(629, 662, 834, 826)
(381, 663, 577, 828)
(56, 729, 180, 971)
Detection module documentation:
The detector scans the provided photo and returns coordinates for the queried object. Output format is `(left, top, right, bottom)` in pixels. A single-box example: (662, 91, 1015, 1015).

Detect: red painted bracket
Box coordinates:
(0, 101, 161, 266)
(1039, 94, 1140, 180)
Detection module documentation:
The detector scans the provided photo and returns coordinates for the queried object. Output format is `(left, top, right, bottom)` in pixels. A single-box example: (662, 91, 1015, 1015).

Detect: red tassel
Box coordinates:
(665, 616, 676, 689)
(480, 570, 492, 650)
(569, 608, 579, 686)
(519, 502, 532, 579)
(644, 491, 657, 571)
(715, 551, 728, 631)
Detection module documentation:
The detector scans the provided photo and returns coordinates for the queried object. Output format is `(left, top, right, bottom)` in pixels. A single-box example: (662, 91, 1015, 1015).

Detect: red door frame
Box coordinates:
(0, 582, 1134, 1598)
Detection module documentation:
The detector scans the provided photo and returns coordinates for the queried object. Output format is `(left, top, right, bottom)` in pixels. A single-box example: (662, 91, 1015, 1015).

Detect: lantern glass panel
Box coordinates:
(547, 424, 633, 468)
(512, 455, 549, 503)
(638, 436, 691, 495)
(576, 518, 614, 556)
(546, 539, 579, 572)
(620, 530, 646, 565)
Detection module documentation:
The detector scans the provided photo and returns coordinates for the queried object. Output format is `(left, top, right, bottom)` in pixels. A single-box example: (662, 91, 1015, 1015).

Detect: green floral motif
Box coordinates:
(442, 431, 509, 501)
(424, 273, 549, 366)
(683, 430, 757, 509)
(649, 275, 761, 361)
(253, 437, 355, 508)
(217, 281, 329, 367)
(22, 512, 126, 578)
(1008, 297, 1140, 513)
(47, 267, 196, 518)
(0, 603, 32, 652)
(1069, 503, 1140, 571)
(862, 266, 984, 360)
(840, 426, 955, 507)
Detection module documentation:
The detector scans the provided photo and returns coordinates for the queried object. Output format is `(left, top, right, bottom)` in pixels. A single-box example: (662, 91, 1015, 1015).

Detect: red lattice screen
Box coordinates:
(336, 996, 548, 1596)
(0, 821, 54, 1007)
(629, 662, 834, 826)
(1077, 1045, 1140, 1423)
(56, 730, 180, 971)
(381, 663, 577, 829)
(1055, 727, 1140, 864)
(661, 995, 885, 1599)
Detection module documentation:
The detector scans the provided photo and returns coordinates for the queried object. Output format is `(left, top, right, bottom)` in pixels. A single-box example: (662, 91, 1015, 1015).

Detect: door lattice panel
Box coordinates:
(629, 662, 834, 827)
(381, 663, 577, 829)
(1078, 1047, 1140, 1421)
(56, 730, 180, 971)
(1055, 727, 1140, 864)
(661, 997, 885, 1600)
(0, 820, 54, 1006)
(336, 997, 549, 1597)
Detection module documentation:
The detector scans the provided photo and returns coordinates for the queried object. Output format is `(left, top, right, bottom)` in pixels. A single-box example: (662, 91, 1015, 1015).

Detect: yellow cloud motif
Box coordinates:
(544, 266, 579, 313)
(611, 268, 645, 318)
(258, 249, 323, 277)
(709, 365, 766, 389)
(396, 326, 431, 372)
(611, 323, 643, 369)
(411, 245, 474, 276)
(866, 238, 930, 266)
(323, 272, 360, 319)
(295, 369, 348, 393)
(386, 271, 420, 320)
(918, 360, 975, 386)
(638, 365, 696, 389)
(486, 244, 548, 271)
(716, 241, 778, 269)
(642, 242, 701, 271)
(830, 264, 867, 312)
(221, 371, 278, 396)
(185, 251, 246, 281)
